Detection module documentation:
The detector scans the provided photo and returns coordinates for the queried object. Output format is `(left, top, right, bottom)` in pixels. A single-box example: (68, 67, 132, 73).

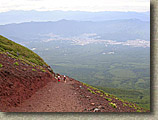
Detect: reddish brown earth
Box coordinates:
(0, 53, 54, 111)
(0, 53, 149, 112)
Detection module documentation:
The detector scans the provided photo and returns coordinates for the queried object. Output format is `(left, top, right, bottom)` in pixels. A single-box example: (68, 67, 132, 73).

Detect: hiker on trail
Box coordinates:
(63, 75, 66, 83)
(55, 74, 58, 78)
(58, 76, 60, 82)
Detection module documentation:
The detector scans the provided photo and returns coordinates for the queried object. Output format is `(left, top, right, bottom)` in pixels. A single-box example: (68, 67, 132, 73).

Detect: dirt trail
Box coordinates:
(2, 76, 149, 112)
(8, 77, 85, 112)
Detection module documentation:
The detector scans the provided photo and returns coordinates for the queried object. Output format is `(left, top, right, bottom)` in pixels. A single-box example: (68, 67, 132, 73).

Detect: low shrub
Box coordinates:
(104, 97, 112, 102)
(136, 110, 142, 112)
(42, 69, 46, 72)
(32, 69, 36, 71)
(109, 102, 117, 108)
(0, 63, 3, 68)
(87, 88, 96, 94)
(96, 91, 101, 93)
(14, 62, 19, 66)
(123, 103, 127, 107)
(128, 104, 133, 108)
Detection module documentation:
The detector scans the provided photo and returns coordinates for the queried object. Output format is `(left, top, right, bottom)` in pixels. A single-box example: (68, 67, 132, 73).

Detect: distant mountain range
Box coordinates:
(0, 19, 150, 42)
(0, 10, 150, 25)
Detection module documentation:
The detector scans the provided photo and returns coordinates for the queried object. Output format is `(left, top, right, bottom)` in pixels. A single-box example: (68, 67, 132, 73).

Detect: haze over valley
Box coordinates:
(0, 10, 150, 109)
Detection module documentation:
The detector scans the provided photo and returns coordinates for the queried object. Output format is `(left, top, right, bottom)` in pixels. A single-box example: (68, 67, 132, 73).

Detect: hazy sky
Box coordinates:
(0, 0, 150, 13)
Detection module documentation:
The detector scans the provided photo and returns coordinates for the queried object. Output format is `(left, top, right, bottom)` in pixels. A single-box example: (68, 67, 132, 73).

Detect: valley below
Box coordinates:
(26, 38, 150, 110)
(0, 19, 150, 110)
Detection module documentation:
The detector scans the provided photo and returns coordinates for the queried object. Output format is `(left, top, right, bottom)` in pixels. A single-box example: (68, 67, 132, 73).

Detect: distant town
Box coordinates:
(42, 33, 150, 48)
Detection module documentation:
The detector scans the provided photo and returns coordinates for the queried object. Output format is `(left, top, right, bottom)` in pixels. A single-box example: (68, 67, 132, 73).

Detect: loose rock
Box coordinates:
(98, 105, 105, 109)
(93, 108, 100, 112)
(91, 103, 95, 106)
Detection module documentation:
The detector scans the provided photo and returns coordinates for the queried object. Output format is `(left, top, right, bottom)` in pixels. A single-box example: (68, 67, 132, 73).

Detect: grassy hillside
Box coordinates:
(0, 35, 48, 66)
(93, 86, 150, 110)
(82, 82, 149, 111)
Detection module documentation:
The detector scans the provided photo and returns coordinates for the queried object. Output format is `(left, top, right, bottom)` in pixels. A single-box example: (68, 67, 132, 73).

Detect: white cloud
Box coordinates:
(0, 0, 150, 12)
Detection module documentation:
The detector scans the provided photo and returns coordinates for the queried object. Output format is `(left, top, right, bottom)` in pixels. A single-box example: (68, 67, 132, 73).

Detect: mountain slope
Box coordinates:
(0, 35, 48, 66)
(0, 35, 55, 111)
(0, 36, 149, 112)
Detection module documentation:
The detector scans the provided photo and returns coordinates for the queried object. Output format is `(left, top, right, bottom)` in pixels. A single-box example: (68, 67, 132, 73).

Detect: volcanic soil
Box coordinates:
(0, 53, 149, 112)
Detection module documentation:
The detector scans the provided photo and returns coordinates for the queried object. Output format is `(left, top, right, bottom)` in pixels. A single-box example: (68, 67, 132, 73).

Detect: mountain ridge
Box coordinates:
(0, 19, 150, 42)
(0, 10, 150, 25)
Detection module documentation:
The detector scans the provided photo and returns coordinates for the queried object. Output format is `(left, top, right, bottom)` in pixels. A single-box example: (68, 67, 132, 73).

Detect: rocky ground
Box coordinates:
(0, 53, 149, 112)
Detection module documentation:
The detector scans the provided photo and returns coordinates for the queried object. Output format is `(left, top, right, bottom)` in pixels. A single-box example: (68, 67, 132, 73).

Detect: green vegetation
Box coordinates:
(87, 88, 96, 94)
(132, 104, 140, 110)
(83, 82, 148, 111)
(42, 42, 149, 111)
(0, 21, 149, 111)
(44, 42, 149, 90)
(0, 35, 48, 66)
(123, 103, 127, 107)
(0, 34, 149, 111)
(104, 97, 112, 102)
(39, 67, 46, 72)
(100, 94, 103, 97)
(128, 104, 133, 108)
(32, 69, 36, 71)
(136, 110, 142, 112)
(13, 62, 19, 66)
(0, 63, 3, 68)
(96, 90, 101, 93)
(83, 82, 115, 100)
(109, 102, 117, 108)
(42, 69, 46, 72)
(94, 86, 150, 110)
(36, 41, 149, 110)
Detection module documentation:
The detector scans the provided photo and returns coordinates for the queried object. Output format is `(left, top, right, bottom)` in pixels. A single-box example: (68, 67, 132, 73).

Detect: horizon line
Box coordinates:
(0, 9, 150, 13)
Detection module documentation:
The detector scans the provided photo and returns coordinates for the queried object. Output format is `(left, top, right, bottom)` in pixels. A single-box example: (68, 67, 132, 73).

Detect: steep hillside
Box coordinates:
(0, 35, 48, 66)
(0, 35, 55, 111)
(0, 36, 149, 112)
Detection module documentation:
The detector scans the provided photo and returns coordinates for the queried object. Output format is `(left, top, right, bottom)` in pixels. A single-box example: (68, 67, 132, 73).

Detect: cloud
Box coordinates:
(0, 0, 150, 12)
